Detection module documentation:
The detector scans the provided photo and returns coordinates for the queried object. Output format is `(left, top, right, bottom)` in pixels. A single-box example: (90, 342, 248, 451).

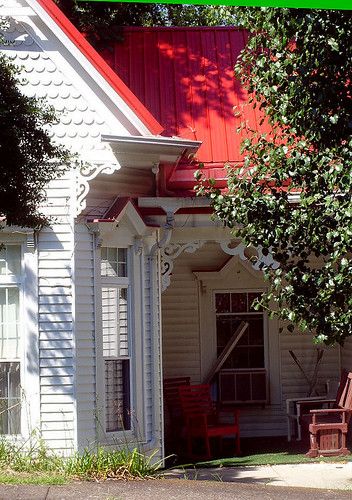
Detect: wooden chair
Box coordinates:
(307, 372, 352, 457)
(297, 369, 349, 440)
(179, 383, 240, 460)
(163, 377, 191, 455)
(163, 376, 191, 420)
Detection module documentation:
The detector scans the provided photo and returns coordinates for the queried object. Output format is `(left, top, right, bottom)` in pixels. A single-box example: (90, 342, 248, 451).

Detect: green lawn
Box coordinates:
(173, 436, 352, 469)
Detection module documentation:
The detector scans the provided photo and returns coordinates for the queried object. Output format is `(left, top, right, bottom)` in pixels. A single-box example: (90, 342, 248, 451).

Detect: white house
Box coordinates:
(0, 0, 350, 458)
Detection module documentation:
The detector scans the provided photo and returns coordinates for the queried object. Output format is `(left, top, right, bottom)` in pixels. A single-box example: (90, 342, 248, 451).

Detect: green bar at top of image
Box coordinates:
(79, 0, 352, 9)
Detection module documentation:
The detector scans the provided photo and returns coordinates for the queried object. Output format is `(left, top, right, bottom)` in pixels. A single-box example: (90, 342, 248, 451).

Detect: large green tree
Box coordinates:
(0, 52, 70, 228)
(196, 8, 352, 345)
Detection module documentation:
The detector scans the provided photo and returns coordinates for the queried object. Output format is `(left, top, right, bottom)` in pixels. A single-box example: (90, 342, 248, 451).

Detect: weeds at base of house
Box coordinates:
(0, 436, 162, 484)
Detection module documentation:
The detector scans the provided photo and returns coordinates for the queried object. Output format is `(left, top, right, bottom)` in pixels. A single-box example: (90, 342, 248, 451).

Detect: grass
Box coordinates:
(65, 447, 162, 480)
(195, 451, 350, 468)
(0, 436, 162, 484)
(0, 471, 67, 485)
(170, 436, 352, 469)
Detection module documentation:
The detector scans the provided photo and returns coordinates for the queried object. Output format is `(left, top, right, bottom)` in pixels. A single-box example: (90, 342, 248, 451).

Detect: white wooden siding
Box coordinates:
(162, 243, 226, 383)
(74, 224, 96, 451)
(38, 175, 76, 454)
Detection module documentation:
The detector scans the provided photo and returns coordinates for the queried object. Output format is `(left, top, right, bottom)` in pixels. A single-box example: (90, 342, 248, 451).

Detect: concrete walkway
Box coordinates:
(0, 479, 351, 500)
(165, 462, 352, 490)
(0, 462, 352, 499)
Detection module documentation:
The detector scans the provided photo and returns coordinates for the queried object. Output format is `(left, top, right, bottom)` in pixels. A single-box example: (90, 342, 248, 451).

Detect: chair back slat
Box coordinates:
(335, 369, 349, 406)
(340, 373, 352, 411)
(163, 377, 191, 417)
(179, 384, 214, 417)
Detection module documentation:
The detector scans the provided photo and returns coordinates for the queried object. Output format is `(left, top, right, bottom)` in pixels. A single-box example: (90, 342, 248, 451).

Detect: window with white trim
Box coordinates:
(0, 245, 22, 434)
(101, 247, 131, 432)
(215, 291, 267, 403)
(216, 291, 264, 368)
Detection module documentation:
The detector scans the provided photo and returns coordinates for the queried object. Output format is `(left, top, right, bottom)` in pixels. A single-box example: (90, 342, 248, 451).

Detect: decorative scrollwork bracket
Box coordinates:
(160, 241, 206, 292)
(219, 240, 279, 270)
(76, 161, 120, 215)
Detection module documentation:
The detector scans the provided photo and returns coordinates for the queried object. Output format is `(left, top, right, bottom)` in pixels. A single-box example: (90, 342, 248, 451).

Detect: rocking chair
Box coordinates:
(179, 383, 240, 460)
(307, 372, 352, 457)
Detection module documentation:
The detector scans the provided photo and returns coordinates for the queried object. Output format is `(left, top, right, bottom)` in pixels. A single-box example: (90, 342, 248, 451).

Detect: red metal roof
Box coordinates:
(100, 27, 270, 194)
(35, 0, 163, 135)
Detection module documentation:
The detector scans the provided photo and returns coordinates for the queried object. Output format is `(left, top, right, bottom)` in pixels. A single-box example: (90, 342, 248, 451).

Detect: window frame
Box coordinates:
(214, 289, 268, 371)
(99, 246, 134, 440)
(0, 243, 24, 437)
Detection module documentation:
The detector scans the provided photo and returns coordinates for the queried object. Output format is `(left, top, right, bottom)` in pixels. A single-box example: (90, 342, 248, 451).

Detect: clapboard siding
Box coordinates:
(162, 243, 226, 383)
(74, 224, 97, 450)
(37, 174, 75, 454)
(280, 333, 340, 403)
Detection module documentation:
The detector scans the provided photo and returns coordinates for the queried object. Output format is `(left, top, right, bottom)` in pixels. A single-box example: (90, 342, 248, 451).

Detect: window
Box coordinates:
(215, 291, 267, 403)
(101, 247, 131, 433)
(216, 292, 264, 369)
(101, 248, 127, 278)
(0, 245, 22, 434)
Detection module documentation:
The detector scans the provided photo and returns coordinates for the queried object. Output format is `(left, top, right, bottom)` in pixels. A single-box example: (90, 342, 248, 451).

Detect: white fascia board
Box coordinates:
(25, 0, 152, 136)
(101, 134, 202, 151)
(101, 134, 202, 159)
(101, 134, 202, 165)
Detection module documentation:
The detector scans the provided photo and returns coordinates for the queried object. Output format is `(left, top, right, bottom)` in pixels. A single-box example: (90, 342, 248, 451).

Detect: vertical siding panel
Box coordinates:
(144, 256, 153, 441)
(74, 225, 96, 450)
(38, 176, 75, 454)
(172, 30, 194, 142)
(158, 31, 177, 136)
(143, 30, 161, 123)
(216, 30, 241, 162)
(201, 30, 225, 162)
(187, 30, 212, 160)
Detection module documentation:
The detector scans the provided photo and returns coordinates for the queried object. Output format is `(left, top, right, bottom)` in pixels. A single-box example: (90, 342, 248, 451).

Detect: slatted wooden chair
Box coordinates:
(307, 372, 352, 457)
(298, 369, 349, 439)
(179, 383, 240, 460)
(163, 377, 191, 455)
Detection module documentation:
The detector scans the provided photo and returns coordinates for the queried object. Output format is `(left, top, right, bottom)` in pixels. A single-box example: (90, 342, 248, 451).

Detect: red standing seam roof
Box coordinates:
(35, 0, 163, 135)
(99, 27, 271, 194)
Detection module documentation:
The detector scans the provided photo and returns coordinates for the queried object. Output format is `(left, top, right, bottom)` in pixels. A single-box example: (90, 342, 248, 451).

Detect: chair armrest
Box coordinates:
(310, 408, 346, 414)
(310, 407, 349, 425)
(296, 398, 335, 406)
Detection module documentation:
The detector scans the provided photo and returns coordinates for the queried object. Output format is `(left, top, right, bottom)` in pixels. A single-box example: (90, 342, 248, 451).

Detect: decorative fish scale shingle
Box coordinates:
(2, 20, 112, 153)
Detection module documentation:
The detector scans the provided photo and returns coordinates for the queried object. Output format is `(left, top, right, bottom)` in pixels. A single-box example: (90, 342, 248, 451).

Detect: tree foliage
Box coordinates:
(0, 53, 70, 228)
(55, 1, 238, 46)
(196, 9, 352, 345)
